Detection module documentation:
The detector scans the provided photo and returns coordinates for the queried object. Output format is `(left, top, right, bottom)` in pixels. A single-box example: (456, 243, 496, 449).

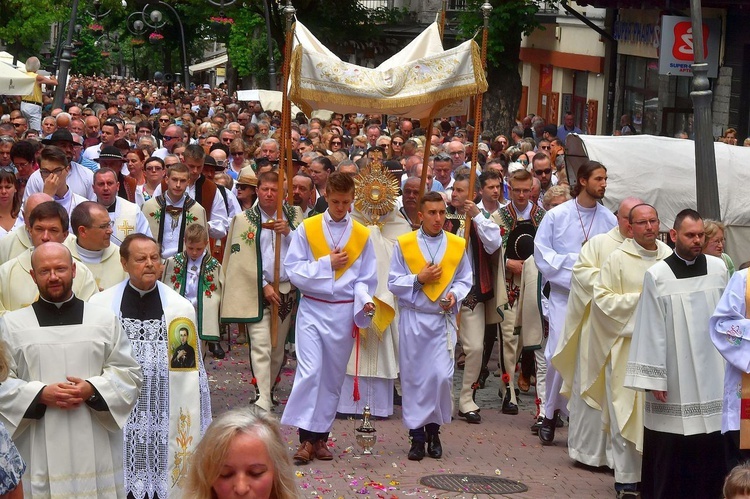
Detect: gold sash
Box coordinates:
(742, 277, 750, 449)
(304, 214, 370, 280)
(398, 230, 466, 302)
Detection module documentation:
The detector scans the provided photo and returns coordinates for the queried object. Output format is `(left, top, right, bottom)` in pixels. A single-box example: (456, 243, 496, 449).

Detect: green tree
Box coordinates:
(226, 9, 280, 89)
(0, 0, 68, 61)
(459, 0, 541, 136)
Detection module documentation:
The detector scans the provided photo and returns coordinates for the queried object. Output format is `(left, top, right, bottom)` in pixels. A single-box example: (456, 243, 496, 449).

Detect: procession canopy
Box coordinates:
(289, 21, 488, 119)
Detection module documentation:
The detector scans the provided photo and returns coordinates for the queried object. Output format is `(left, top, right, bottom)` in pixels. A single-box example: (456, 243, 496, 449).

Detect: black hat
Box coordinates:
(41, 129, 77, 145)
(96, 145, 126, 162)
(506, 223, 537, 261)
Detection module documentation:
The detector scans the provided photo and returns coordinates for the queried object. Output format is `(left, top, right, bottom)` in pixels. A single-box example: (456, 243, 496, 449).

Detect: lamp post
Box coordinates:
(138, 2, 190, 88)
(689, 0, 720, 219)
(53, 0, 81, 110)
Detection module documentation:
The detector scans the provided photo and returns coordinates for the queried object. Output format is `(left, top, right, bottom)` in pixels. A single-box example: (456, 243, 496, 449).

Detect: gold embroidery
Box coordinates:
(171, 408, 193, 487)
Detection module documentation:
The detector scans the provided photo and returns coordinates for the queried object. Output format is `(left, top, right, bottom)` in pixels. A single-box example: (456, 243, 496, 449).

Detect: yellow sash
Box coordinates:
(304, 214, 370, 280)
(398, 230, 466, 302)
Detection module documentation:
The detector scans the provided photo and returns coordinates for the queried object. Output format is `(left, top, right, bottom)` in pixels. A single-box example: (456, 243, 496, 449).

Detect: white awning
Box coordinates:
(189, 54, 227, 73)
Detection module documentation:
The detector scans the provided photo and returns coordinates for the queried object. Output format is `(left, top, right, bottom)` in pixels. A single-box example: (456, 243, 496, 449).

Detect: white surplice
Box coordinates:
(0, 301, 142, 498)
(533, 199, 616, 417)
(388, 231, 473, 429)
(91, 281, 211, 499)
(281, 211, 378, 433)
(625, 254, 727, 435)
(711, 268, 750, 433)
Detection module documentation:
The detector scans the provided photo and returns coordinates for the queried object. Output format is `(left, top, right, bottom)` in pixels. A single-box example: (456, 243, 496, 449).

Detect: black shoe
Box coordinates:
(426, 433, 442, 459)
(556, 413, 565, 428)
(538, 415, 557, 445)
(208, 342, 225, 359)
(408, 440, 425, 461)
(478, 368, 490, 389)
(457, 410, 482, 424)
(530, 416, 543, 435)
(393, 388, 402, 406)
(501, 389, 519, 415)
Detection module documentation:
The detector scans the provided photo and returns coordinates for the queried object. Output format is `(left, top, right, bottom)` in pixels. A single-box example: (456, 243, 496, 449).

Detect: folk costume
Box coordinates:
(281, 211, 377, 445)
(221, 203, 301, 412)
(388, 228, 472, 437)
(337, 207, 411, 418)
(551, 227, 625, 468)
(153, 176, 229, 241)
(625, 253, 728, 498)
(66, 240, 127, 291)
(142, 194, 207, 259)
(163, 249, 222, 342)
(103, 196, 152, 246)
(0, 249, 99, 315)
(584, 238, 672, 488)
(496, 201, 544, 410)
(443, 207, 502, 420)
(533, 198, 616, 426)
(0, 296, 143, 497)
(513, 255, 548, 421)
(90, 280, 212, 499)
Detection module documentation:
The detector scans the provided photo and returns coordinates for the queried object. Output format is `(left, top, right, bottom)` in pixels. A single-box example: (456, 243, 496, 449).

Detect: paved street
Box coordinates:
(207, 333, 614, 498)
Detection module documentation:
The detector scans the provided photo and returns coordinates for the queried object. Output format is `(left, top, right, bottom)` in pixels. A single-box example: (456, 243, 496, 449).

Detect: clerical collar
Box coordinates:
(105, 198, 117, 213)
(128, 281, 158, 297)
(76, 243, 105, 263)
(420, 228, 443, 238)
(40, 292, 76, 309)
(674, 251, 697, 266)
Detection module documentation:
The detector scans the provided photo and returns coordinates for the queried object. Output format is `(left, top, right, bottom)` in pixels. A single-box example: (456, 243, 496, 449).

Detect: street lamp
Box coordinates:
(52, 0, 81, 110)
(126, 12, 147, 78)
(137, 2, 190, 88)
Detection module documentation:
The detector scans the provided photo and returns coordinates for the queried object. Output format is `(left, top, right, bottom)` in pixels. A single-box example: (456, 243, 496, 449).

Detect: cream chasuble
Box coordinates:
(66, 241, 128, 291)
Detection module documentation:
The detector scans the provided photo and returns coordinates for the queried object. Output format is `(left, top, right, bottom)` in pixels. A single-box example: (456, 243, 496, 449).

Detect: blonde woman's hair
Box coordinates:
(184, 409, 299, 499)
(703, 219, 726, 244)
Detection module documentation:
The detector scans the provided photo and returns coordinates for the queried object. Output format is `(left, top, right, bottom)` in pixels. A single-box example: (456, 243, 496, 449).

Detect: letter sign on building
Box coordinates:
(659, 15, 721, 78)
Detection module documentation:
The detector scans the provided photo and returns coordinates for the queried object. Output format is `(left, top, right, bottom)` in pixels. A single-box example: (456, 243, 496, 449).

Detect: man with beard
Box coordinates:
(533, 161, 616, 445)
(532, 154, 556, 209)
(292, 172, 315, 218)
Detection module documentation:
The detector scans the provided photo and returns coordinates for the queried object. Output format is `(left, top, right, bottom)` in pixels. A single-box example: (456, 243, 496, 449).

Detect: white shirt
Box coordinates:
(259, 207, 292, 287)
(154, 180, 229, 240)
(82, 143, 103, 161)
(23, 161, 95, 203)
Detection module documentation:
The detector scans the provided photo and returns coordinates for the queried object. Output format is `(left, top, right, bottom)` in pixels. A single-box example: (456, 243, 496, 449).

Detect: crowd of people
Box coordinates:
(1, 68, 750, 499)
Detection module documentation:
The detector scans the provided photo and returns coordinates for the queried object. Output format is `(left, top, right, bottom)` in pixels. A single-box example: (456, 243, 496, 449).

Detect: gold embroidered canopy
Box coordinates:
(289, 21, 488, 119)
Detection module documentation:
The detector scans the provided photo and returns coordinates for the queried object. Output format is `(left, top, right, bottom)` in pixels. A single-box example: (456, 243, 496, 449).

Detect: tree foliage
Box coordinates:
(458, 0, 541, 135)
(0, 0, 68, 60)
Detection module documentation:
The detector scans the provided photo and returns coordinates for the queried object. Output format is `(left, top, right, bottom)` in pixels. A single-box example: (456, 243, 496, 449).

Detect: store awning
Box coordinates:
(189, 54, 227, 73)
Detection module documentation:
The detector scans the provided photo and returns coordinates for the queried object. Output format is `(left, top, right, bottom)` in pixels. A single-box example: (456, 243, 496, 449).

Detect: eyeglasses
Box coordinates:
(449, 151, 465, 156)
(145, 166, 164, 172)
(163, 136, 180, 141)
(232, 151, 244, 156)
(237, 184, 253, 190)
(159, 118, 171, 123)
(540, 145, 551, 150)
(40, 167, 66, 178)
(222, 137, 233, 143)
(12, 123, 24, 128)
(330, 141, 342, 146)
(92, 220, 115, 230)
(534, 168, 552, 175)
(392, 140, 404, 145)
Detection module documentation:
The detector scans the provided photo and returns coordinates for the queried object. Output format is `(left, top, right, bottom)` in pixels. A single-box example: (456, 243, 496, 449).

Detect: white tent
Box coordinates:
(565, 133, 750, 265)
(0, 60, 35, 95)
(289, 21, 487, 119)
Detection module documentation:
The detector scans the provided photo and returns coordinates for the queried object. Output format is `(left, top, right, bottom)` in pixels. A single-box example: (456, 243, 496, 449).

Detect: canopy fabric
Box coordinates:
(565, 133, 750, 265)
(236, 88, 333, 120)
(289, 21, 487, 119)
(0, 61, 35, 96)
(189, 54, 228, 73)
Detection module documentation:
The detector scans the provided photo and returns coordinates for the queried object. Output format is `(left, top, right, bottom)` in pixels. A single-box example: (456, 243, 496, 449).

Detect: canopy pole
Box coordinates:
(271, 0, 296, 348)
(418, 114, 435, 200)
(463, 2, 492, 246)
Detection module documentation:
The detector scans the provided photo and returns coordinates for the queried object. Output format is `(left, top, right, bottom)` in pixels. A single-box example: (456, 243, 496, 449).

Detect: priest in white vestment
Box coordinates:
(0, 242, 142, 497)
(585, 204, 672, 496)
(281, 173, 377, 465)
(552, 198, 641, 468)
(90, 234, 211, 499)
(67, 201, 127, 290)
(92, 167, 152, 246)
(0, 201, 99, 315)
(389, 191, 472, 461)
(625, 209, 727, 498)
(533, 161, 616, 444)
